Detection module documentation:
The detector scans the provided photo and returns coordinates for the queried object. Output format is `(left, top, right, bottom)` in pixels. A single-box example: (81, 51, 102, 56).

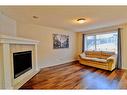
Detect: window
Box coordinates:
(85, 36, 96, 51)
(85, 32, 118, 53)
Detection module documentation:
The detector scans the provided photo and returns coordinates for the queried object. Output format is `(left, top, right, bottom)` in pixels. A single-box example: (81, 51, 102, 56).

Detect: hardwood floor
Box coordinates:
(20, 61, 127, 89)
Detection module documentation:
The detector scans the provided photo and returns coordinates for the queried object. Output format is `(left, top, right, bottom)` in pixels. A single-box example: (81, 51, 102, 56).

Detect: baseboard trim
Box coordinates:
(122, 67, 127, 70)
(40, 59, 78, 69)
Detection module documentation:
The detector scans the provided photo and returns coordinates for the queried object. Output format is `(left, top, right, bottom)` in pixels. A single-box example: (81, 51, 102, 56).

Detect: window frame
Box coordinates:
(84, 31, 118, 53)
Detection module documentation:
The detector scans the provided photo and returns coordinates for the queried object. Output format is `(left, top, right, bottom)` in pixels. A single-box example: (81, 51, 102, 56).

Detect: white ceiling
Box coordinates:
(0, 6, 127, 32)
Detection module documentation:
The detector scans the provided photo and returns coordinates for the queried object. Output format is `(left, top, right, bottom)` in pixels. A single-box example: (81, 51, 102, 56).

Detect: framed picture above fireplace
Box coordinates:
(53, 34, 69, 49)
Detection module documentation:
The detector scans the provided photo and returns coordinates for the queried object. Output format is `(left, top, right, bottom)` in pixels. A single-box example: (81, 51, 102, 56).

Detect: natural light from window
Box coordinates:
(85, 32, 118, 53)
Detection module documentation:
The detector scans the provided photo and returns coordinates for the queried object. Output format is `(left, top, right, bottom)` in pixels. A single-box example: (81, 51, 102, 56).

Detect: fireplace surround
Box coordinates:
(0, 35, 39, 89)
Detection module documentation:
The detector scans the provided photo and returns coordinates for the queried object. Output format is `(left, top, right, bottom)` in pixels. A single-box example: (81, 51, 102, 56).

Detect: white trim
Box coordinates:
(40, 59, 77, 69)
(122, 67, 127, 70)
(13, 69, 40, 89)
(0, 35, 39, 89)
(0, 35, 39, 44)
(2, 44, 13, 89)
(35, 44, 40, 71)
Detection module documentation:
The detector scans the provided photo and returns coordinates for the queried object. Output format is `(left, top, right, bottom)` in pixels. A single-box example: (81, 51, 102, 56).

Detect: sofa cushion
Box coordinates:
(82, 57, 107, 63)
(92, 58, 107, 63)
(85, 51, 103, 59)
(101, 51, 115, 57)
(85, 51, 115, 59)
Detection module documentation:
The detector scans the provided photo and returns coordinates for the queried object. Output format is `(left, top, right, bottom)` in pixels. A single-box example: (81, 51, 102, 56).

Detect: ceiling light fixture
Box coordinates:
(33, 16, 39, 19)
(77, 18, 86, 24)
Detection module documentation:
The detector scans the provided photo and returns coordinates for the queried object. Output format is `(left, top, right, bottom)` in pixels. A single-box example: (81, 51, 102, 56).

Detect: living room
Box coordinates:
(0, 5, 127, 91)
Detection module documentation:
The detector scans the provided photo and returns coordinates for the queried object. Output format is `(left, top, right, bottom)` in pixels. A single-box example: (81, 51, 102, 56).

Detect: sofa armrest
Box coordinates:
(107, 55, 117, 70)
(107, 55, 117, 62)
(79, 52, 86, 58)
(78, 55, 82, 61)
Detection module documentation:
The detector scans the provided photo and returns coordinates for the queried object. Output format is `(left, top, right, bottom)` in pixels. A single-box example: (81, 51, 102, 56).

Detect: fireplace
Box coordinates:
(0, 35, 39, 89)
(13, 51, 32, 79)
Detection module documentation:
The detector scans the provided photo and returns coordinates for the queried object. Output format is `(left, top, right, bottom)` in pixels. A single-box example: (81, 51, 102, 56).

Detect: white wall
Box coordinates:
(17, 23, 77, 68)
(0, 12, 16, 36)
(120, 24, 127, 69)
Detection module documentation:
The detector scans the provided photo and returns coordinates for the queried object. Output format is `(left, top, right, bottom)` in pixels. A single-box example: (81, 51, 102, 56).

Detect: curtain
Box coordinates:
(82, 34, 85, 52)
(116, 28, 122, 69)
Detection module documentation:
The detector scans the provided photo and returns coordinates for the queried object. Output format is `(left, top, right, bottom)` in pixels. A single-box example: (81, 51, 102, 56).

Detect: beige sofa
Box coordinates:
(79, 51, 117, 71)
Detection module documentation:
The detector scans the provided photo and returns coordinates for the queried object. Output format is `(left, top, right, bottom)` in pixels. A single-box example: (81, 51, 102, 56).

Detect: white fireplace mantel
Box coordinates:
(0, 35, 39, 44)
(0, 35, 40, 89)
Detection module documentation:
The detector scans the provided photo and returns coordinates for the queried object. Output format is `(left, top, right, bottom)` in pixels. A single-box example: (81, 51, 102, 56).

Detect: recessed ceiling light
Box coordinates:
(77, 18, 86, 24)
(33, 16, 39, 19)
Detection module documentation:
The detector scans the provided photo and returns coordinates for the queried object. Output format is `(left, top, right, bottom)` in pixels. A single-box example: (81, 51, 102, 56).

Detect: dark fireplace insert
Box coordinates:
(13, 51, 32, 79)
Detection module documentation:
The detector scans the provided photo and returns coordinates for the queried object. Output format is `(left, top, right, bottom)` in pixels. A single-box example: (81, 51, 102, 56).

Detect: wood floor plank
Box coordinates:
(20, 61, 127, 89)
